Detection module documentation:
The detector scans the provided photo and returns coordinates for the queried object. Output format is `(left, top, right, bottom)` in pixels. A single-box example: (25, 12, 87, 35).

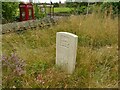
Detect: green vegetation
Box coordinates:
(34, 4, 46, 19)
(54, 7, 73, 13)
(53, 2, 59, 7)
(2, 2, 119, 23)
(65, 2, 120, 15)
(2, 12, 118, 88)
(100, 2, 120, 15)
(2, 2, 19, 23)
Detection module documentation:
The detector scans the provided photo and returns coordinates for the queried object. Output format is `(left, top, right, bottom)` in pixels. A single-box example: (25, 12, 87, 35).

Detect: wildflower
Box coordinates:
(2, 52, 26, 76)
(36, 74, 44, 84)
(12, 86, 16, 88)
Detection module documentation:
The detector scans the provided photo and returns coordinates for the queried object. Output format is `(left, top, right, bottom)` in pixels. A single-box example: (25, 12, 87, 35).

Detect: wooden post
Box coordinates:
(53, 5, 54, 17)
(87, 2, 89, 15)
(45, 5, 46, 14)
(50, 6, 51, 18)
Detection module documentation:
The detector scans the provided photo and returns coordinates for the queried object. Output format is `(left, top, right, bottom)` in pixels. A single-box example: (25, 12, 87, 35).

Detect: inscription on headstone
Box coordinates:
(56, 32, 78, 74)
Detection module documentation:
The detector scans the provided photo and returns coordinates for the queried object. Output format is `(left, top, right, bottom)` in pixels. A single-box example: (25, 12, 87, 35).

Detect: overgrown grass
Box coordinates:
(2, 13, 118, 88)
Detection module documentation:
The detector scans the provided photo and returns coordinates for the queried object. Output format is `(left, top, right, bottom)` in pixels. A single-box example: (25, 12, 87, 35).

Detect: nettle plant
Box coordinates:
(2, 52, 26, 76)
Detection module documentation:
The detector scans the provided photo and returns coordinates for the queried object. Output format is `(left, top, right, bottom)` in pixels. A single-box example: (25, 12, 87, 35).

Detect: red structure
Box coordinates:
(19, 2, 34, 21)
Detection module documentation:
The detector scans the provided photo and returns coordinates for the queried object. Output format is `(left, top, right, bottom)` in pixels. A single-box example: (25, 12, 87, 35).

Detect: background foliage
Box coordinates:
(66, 2, 120, 15)
(100, 2, 120, 15)
(1, 2, 120, 24)
(2, 2, 19, 23)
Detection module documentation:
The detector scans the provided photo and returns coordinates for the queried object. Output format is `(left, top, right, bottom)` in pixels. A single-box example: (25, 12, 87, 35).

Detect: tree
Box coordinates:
(2, 2, 19, 23)
(100, 2, 120, 15)
(53, 3, 59, 7)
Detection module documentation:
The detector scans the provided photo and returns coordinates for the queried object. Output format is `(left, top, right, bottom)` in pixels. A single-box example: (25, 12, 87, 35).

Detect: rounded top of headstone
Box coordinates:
(57, 32, 78, 38)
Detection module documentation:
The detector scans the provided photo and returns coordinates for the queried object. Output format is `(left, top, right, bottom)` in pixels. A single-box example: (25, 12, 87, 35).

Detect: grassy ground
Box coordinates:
(2, 13, 118, 88)
(54, 7, 73, 13)
(45, 7, 73, 13)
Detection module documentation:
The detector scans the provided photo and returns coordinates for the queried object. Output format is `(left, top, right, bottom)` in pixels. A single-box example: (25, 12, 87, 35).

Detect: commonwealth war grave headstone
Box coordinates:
(56, 32, 78, 74)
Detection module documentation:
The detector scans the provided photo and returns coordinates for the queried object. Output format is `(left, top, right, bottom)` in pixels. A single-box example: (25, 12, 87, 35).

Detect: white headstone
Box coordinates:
(56, 32, 78, 74)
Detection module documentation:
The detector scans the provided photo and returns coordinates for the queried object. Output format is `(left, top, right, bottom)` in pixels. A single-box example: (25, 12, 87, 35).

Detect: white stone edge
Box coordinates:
(57, 32, 78, 38)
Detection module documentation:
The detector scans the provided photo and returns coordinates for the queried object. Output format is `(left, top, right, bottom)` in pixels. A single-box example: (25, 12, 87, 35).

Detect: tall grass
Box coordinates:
(2, 12, 118, 88)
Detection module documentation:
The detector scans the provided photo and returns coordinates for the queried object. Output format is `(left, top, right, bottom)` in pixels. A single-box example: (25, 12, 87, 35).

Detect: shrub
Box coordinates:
(2, 2, 19, 23)
(54, 3, 59, 7)
(100, 2, 120, 16)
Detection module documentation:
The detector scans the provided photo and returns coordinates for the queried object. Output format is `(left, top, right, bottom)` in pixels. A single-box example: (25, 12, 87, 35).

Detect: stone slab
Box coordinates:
(56, 32, 78, 74)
